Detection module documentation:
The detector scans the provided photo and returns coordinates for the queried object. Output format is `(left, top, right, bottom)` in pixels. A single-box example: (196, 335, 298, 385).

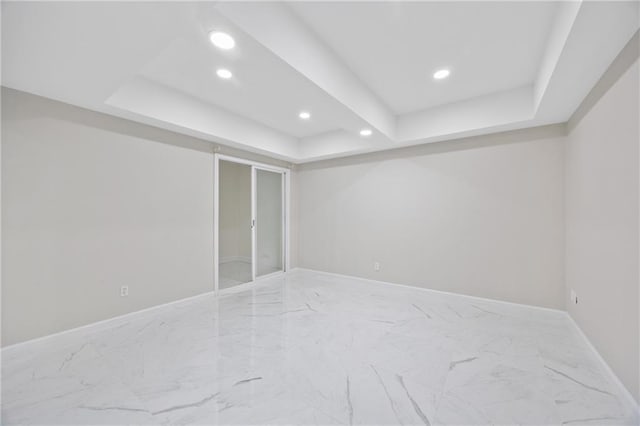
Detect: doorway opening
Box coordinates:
(214, 154, 290, 292)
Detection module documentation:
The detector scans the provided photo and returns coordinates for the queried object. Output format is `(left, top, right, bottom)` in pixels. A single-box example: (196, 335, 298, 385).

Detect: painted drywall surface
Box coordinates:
(1, 90, 216, 346)
(219, 160, 251, 262)
(565, 60, 639, 402)
(297, 136, 565, 309)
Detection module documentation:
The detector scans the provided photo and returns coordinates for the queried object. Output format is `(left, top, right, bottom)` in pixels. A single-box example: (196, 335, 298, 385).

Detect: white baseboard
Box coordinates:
(291, 267, 565, 315)
(566, 314, 640, 415)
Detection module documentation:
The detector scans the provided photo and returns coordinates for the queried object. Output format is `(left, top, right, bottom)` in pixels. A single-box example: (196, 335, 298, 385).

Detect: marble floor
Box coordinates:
(2, 270, 638, 425)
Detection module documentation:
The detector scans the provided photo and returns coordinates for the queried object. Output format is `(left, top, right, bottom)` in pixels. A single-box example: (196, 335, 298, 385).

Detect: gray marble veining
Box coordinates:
(2, 270, 638, 425)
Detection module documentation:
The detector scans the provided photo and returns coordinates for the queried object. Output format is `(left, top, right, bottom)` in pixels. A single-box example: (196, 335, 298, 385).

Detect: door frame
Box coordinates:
(213, 153, 290, 293)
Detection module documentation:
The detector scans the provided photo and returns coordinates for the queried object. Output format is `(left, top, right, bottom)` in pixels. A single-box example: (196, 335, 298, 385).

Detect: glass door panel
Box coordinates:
(218, 160, 252, 289)
(255, 169, 283, 277)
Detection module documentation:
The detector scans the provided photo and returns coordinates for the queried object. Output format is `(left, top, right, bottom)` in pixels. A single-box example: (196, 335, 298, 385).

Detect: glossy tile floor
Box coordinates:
(2, 270, 638, 425)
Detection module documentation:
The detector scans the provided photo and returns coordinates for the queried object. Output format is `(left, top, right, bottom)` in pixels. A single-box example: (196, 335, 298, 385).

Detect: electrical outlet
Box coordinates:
(120, 286, 129, 297)
(570, 289, 578, 304)
(374, 261, 380, 272)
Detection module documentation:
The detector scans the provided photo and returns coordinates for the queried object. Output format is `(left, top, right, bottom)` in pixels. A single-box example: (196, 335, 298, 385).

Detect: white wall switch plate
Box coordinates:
(120, 286, 129, 297)
(570, 289, 577, 304)
(374, 261, 380, 272)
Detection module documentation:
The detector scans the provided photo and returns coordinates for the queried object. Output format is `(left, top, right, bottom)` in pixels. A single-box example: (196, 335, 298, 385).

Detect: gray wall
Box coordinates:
(565, 58, 639, 403)
(296, 128, 566, 309)
(1, 87, 290, 346)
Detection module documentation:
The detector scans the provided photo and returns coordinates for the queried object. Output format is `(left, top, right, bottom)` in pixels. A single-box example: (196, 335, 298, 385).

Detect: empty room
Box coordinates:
(1, 1, 639, 425)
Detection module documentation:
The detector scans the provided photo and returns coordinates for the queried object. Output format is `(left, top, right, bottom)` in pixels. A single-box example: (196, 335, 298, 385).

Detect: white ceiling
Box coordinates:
(2, 1, 639, 163)
(138, 8, 365, 139)
(290, 1, 559, 114)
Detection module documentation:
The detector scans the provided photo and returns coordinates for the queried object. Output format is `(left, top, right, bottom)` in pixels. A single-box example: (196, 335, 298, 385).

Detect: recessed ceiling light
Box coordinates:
(359, 128, 372, 137)
(216, 68, 233, 79)
(433, 68, 451, 80)
(299, 111, 311, 120)
(209, 31, 235, 50)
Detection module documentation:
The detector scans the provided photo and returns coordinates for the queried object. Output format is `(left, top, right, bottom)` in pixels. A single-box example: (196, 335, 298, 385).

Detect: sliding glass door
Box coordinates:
(255, 168, 283, 278)
(215, 155, 288, 291)
(218, 160, 252, 290)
